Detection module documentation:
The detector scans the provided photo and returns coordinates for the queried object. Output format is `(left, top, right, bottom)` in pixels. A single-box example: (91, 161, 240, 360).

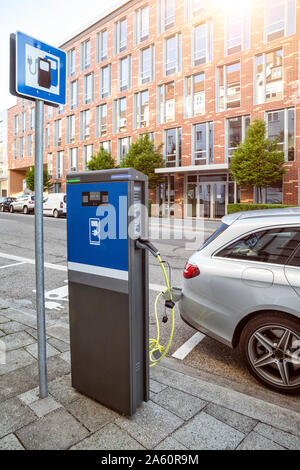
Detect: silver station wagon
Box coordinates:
(180, 208, 300, 394)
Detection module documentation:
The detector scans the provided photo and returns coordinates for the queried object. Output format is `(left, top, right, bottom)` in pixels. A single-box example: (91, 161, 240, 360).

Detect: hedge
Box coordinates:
(227, 204, 299, 215)
(148, 199, 152, 217)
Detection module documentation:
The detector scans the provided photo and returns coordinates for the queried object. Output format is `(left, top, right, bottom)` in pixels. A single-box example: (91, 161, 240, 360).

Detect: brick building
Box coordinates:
(7, 0, 300, 219)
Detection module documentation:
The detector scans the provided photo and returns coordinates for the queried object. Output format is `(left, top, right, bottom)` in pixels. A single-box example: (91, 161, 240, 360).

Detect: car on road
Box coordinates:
(0, 197, 16, 212)
(43, 193, 67, 218)
(180, 208, 300, 394)
(9, 195, 35, 214)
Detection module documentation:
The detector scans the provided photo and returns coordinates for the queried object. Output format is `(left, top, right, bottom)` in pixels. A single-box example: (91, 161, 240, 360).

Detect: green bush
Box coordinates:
(227, 204, 299, 215)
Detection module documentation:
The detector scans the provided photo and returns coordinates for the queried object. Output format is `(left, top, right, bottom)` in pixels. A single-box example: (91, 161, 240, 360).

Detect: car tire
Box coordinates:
(10, 205, 14, 213)
(240, 312, 300, 394)
(53, 209, 59, 218)
(23, 206, 29, 215)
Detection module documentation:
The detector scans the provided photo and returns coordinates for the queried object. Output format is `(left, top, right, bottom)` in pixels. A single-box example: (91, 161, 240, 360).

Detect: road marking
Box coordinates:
(0, 262, 27, 270)
(172, 332, 206, 360)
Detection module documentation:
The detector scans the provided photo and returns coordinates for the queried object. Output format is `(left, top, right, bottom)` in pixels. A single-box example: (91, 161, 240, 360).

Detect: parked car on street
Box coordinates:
(0, 197, 16, 212)
(180, 208, 300, 394)
(43, 193, 66, 218)
(9, 195, 35, 214)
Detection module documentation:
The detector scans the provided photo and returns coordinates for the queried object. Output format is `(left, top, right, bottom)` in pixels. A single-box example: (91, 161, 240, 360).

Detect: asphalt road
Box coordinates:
(0, 212, 298, 412)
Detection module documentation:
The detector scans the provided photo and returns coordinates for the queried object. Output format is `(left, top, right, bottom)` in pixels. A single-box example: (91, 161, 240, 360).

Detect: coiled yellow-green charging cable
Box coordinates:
(149, 255, 175, 368)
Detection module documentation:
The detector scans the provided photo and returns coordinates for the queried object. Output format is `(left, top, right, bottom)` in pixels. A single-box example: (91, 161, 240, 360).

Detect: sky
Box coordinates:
(0, 0, 123, 111)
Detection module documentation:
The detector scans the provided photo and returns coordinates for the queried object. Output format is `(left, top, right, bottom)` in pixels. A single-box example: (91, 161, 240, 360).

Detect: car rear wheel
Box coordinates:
(10, 205, 14, 213)
(0, 205, 4, 212)
(23, 206, 29, 215)
(240, 312, 300, 394)
(53, 209, 59, 218)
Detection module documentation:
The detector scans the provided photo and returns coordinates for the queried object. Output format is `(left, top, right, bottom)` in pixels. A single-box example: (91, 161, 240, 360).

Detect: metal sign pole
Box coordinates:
(34, 99, 48, 399)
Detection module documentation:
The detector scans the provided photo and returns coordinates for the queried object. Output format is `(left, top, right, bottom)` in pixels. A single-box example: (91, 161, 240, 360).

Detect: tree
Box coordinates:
(230, 119, 287, 203)
(119, 134, 165, 189)
(26, 167, 53, 192)
(86, 147, 115, 171)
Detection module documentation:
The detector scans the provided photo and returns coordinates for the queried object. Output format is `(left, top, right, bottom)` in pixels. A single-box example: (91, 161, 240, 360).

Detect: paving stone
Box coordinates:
(16, 408, 89, 450)
(154, 437, 188, 451)
(0, 322, 27, 335)
(2, 331, 36, 352)
(149, 379, 168, 394)
(48, 374, 82, 406)
(0, 397, 37, 438)
(152, 387, 207, 421)
(0, 348, 36, 375)
(0, 330, 5, 338)
(204, 403, 258, 435)
(116, 401, 183, 449)
(66, 396, 118, 432)
(19, 387, 62, 418)
(71, 423, 144, 450)
(0, 366, 38, 401)
(47, 325, 70, 344)
(4, 310, 37, 329)
(254, 423, 300, 450)
(173, 412, 245, 450)
(25, 342, 59, 360)
(237, 431, 285, 450)
(47, 337, 70, 353)
(0, 434, 25, 450)
(60, 351, 71, 363)
(25, 328, 50, 341)
(0, 314, 9, 324)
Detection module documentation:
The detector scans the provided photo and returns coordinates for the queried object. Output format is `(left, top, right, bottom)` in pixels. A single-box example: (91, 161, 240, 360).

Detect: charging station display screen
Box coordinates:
(82, 191, 109, 207)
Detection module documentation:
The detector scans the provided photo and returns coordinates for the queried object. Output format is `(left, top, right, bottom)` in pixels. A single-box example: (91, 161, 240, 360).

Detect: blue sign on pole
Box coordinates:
(16, 31, 66, 106)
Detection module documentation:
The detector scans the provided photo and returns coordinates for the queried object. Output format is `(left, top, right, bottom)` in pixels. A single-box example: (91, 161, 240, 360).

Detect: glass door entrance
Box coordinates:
(186, 178, 228, 219)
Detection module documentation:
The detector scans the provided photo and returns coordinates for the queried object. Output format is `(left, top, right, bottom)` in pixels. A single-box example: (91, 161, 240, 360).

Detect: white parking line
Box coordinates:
(0, 252, 166, 292)
(0, 262, 27, 270)
(172, 332, 206, 360)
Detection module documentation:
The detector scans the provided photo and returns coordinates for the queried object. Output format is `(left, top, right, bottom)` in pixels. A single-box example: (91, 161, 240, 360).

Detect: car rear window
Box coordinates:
(31, 196, 35, 201)
(200, 223, 229, 251)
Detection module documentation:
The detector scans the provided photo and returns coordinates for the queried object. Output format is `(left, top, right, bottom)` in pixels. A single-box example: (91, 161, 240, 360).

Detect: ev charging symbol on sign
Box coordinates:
(89, 219, 101, 246)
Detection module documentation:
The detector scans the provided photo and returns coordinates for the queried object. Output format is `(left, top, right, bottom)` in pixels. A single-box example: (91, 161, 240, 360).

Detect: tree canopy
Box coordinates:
(86, 147, 115, 171)
(26, 167, 53, 192)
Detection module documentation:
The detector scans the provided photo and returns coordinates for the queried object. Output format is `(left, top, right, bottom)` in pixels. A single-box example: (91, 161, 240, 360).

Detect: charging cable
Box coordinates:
(27, 57, 37, 75)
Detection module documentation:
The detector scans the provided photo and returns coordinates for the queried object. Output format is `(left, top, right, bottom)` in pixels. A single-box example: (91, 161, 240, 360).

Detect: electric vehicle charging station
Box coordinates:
(66, 169, 151, 416)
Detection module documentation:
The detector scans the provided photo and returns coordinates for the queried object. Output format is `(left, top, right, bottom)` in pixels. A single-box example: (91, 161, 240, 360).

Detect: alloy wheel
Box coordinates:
(248, 325, 300, 388)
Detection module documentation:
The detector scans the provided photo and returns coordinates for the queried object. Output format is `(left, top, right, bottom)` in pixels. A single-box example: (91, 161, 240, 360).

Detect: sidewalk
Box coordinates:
(0, 299, 299, 451)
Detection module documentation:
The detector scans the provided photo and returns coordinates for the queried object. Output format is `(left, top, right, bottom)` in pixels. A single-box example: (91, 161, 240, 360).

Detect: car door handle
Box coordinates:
(242, 267, 274, 288)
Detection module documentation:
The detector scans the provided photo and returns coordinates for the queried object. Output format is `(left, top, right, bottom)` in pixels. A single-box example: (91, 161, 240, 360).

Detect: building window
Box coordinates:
(267, 108, 295, 161)
(66, 115, 76, 144)
(114, 97, 127, 133)
(97, 30, 108, 62)
(158, 82, 175, 124)
(81, 39, 91, 71)
(159, 0, 175, 33)
(45, 125, 50, 149)
(225, 14, 250, 55)
(140, 45, 155, 84)
(140, 132, 155, 143)
(193, 21, 213, 66)
(21, 111, 26, 133)
(53, 119, 62, 147)
(57, 104, 65, 115)
(100, 64, 112, 99)
(69, 148, 78, 172)
(192, 122, 214, 165)
(186, 0, 204, 19)
(29, 108, 35, 131)
(255, 49, 283, 105)
(84, 144, 94, 169)
(80, 110, 90, 140)
(165, 34, 181, 76)
(265, 0, 296, 42)
(134, 90, 149, 129)
(19, 136, 24, 158)
(26, 134, 32, 157)
(95, 104, 107, 137)
(226, 115, 250, 162)
(56, 151, 65, 178)
(68, 48, 76, 77)
(13, 115, 19, 136)
(119, 55, 131, 92)
(118, 137, 131, 163)
(135, 5, 149, 44)
(254, 182, 283, 204)
(114, 18, 127, 54)
(13, 139, 17, 160)
(47, 106, 53, 120)
(84, 73, 94, 105)
(217, 62, 241, 111)
(69, 80, 78, 110)
(165, 128, 182, 167)
(99, 141, 111, 154)
(185, 73, 205, 118)
(48, 153, 53, 177)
